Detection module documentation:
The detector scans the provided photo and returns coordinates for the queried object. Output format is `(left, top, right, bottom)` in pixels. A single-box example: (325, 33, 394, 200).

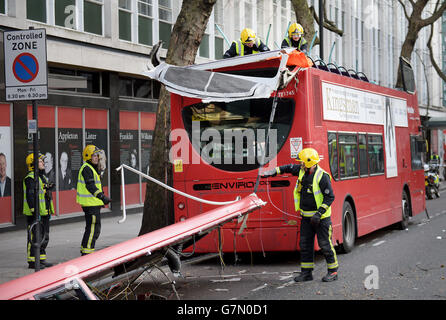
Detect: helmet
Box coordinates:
(83, 145, 101, 161)
(26, 153, 45, 171)
(240, 28, 256, 44)
(289, 23, 304, 37)
(297, 148, 320, 168)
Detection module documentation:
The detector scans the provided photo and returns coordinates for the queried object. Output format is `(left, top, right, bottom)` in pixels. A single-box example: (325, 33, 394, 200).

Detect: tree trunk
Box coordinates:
(139, 0, 216, 236)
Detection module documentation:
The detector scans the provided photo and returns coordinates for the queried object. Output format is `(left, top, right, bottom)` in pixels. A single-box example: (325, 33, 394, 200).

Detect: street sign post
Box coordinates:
(3, 28, 48, 272)
(3, 28, 48, 101)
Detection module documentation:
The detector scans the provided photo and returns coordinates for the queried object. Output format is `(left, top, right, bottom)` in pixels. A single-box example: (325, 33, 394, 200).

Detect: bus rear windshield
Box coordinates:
(182, 98, 295, 172)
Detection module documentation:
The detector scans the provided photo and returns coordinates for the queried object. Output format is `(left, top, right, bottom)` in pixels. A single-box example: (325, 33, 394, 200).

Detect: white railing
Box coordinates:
(115, 164, 241, 224)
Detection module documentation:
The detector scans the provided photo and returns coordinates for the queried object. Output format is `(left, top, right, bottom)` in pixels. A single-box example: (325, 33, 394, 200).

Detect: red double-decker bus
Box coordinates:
(163, 51, 426, 254)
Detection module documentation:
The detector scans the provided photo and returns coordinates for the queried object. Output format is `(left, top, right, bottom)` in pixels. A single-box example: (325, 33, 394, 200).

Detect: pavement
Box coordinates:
(0, 210, 144, 285)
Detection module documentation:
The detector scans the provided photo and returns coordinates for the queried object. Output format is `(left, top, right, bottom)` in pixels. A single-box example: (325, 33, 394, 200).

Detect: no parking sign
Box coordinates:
(3, 28, 48, 101)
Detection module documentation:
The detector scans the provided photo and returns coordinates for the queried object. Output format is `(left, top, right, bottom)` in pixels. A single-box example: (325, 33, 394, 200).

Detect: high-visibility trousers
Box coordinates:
(299, 217, 338, 272)
(80, 206, 101, 255)
(26, 215, 50, 263)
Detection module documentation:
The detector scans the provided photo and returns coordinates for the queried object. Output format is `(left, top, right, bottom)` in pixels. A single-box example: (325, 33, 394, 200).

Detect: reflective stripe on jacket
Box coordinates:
(293, 166, 332, 218)
(23, 172, 54, 216)
(76, 162, 103, 207)
(234, 39, 261, 56)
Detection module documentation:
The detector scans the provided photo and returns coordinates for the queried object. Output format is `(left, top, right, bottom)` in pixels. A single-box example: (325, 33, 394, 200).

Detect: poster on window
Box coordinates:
(58, 107, 83, 215)
(140, 112, 156, 198)
(120, 111, 140, 205)
(85, 109, 109, 208)
(0, 104, 13, 224)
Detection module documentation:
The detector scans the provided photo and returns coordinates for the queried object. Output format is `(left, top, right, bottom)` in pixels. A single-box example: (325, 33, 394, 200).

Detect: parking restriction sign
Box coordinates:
(3, 28, 48, 101)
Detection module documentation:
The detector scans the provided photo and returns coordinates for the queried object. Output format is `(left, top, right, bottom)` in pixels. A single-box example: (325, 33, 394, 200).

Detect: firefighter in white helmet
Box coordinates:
(262, 148, 338, 282)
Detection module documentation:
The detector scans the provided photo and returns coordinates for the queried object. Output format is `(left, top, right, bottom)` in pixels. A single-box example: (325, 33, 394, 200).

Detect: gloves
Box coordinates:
(261, 169, 277, 178)
(310, 212, 321, 227)
(97, 192, 111, 205)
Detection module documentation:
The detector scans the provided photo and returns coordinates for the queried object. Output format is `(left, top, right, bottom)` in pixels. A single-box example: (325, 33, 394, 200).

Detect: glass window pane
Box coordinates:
(27, 0, 47, 22)
(339, 134, 358, 178)
(368, 135, 384, 174)
(119, 0, 131, 10)
(77, 71, 100, 94)
(159, 21, 171, 49)
(159, 8, 172, 21)
(159, 0, 171, 8)
(328, 132, 338, 180)
(119, 78, 133, 96)
(199, 34, 210, 58)
(134, 79, 151, 98)
(138, 2, 152, 16)
(84, 0, 102, 35)
(138, 15, 152, 45)
(1, 0, 6, 14)
(214, 37, 224, 60)
(119, 10, 132, 41)
(181, 98, 295, 172)
(55, 0, 76, 28)
(359, 134, 368, 176)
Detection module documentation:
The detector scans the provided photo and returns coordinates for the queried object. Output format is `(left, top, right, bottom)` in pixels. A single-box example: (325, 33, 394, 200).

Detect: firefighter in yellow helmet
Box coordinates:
(77, 145, 111, 255)
(223, 28, 270, 58)
(261, 148, 338, 282)
(281, 23, 308, 53)
(23, 153, 55, 269)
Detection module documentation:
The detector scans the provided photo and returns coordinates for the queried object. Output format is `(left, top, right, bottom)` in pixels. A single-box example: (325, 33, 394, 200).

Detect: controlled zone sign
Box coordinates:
(3, 29, 48, 101)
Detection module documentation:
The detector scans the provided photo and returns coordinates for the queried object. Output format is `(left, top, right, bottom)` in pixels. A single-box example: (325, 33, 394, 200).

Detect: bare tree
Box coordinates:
(139, 0, 216, 236)
(396, 0, 446, 88)
(290, 0, 343, 49)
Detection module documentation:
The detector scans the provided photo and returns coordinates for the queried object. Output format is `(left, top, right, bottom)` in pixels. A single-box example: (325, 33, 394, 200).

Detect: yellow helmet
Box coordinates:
(297, 148, 320, 168)
(26, 153, 45, 171)
(240, 28, 256, 44)
(289, 23, 304, 37)
(83, 145, 101, 161)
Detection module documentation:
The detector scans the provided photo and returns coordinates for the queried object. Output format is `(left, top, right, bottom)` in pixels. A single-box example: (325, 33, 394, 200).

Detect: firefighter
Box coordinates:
(23, 153, 55, 269)
(223, 28, 270, 58)
(261, 148, 338, 282)
(77, 145, 111, 255)
(281, 23, 308, 53)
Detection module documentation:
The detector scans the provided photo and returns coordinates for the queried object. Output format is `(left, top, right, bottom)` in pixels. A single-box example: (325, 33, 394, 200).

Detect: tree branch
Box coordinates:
(398, 0, 412, 20)
(421, 0, 446, 27)
(427, 23, 446, 82)
(310, 4, 343, 36)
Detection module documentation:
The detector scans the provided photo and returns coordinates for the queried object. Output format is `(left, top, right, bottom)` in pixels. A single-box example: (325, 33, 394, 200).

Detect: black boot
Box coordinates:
(28, 262, 46, 269)
(294, 271, 313, 282)
(322, 271, 338, 282)
(40, 260, 54, 268)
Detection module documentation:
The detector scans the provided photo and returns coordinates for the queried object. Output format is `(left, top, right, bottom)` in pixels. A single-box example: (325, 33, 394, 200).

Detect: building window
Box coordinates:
(119, 0, 132, 41)
(84, 0, 103, 35)
(138, 0, 153, 45)
(214, 0, 224, 60)
(199, 34, 210, 58)
(27, 0, 47, 23)
(49, 67, 101, 95)
(0, 0, 6, 14)
(119, 77, 157, 99)
(159, 0, 172, 49)
(55, 0, 76, 29)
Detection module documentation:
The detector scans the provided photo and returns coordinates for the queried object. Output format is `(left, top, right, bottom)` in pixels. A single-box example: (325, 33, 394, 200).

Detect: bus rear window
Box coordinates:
(182, 98, 294, 172)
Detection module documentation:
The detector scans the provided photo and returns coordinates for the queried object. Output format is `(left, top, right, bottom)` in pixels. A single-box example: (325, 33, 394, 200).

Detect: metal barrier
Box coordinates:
(115, 164, 241, 224)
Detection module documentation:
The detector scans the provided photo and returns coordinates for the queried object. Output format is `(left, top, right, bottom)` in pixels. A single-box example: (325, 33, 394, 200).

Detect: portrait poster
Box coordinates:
(58, 107, 83, 215)
(120, 111, 140, 205)
(0, 104, 13, 224)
